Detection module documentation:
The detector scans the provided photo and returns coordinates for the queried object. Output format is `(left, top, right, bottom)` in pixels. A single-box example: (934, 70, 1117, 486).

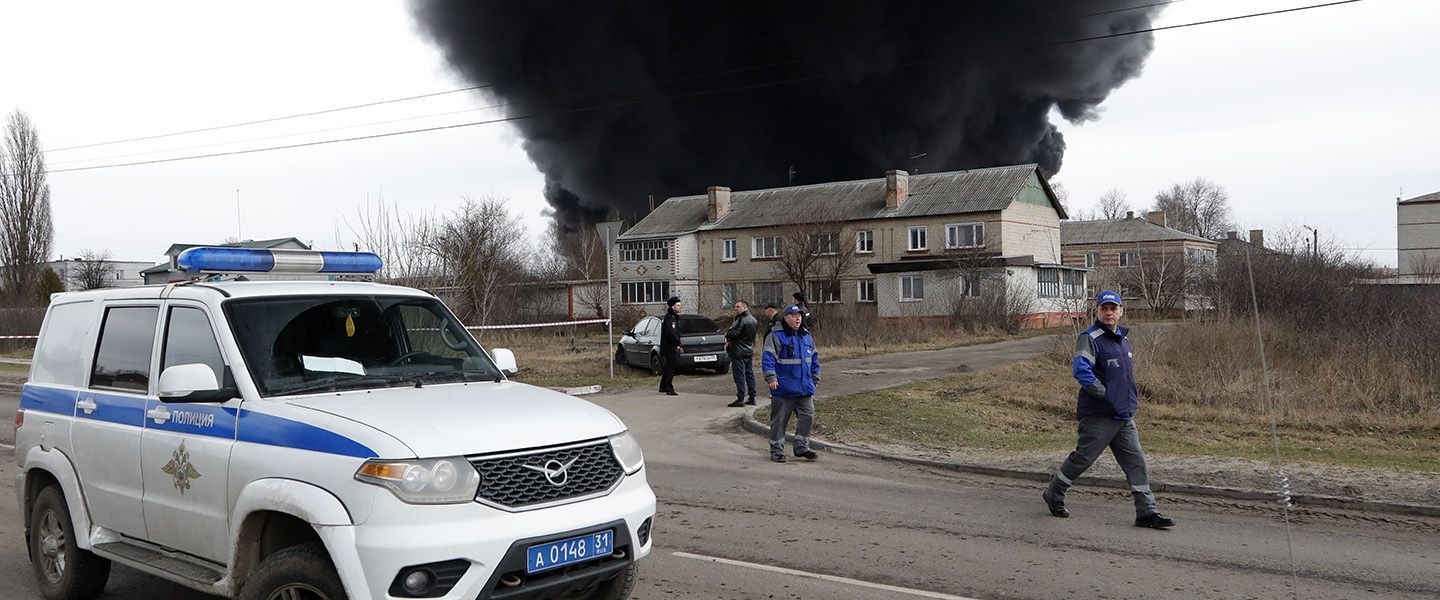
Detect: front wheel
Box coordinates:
(614, 346, 628, 366)
(583, 563, 637, 600)
(30, 486, 111, 600)
(238, 542, 346, 600)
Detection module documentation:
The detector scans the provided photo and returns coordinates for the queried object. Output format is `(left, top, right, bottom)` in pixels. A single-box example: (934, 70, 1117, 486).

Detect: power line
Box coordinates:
(26, 0, 1186, 162)
(19, 0, 1358, 177)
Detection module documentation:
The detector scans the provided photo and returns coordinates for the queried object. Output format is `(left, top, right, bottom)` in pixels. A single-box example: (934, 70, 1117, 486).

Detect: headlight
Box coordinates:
(355, 457, 480, 504)
(609, 431, 644, 475)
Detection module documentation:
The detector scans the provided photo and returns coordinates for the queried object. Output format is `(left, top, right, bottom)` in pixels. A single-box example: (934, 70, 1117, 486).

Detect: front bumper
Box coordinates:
(330, 467, 656, 600)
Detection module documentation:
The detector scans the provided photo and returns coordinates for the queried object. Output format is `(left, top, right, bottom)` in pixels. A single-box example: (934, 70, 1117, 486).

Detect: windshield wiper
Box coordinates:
(410, 369, 500, 386)
(278, 374, 411, 396)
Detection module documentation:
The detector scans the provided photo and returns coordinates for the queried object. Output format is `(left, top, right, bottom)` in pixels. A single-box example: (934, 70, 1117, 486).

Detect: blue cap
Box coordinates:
(784, 304, 805, 316)
(1096, 290, 1123, 306)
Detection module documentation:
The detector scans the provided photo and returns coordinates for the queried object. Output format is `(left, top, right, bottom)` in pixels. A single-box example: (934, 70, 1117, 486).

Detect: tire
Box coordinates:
(580, 562, 637, 600)
(648, 352, 662, 376)
(614, 346, 627, 366)
(29, 486, 111, 600)
(238, 542, 347, 600)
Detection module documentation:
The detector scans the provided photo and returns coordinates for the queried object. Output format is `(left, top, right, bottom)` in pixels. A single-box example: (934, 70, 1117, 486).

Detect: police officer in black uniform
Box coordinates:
(658, 296, 683, 396)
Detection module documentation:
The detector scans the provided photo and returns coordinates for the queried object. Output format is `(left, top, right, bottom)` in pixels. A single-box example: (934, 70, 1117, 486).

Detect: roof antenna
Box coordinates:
(787, 165, 797, 185)
(910, 152, 927, 174)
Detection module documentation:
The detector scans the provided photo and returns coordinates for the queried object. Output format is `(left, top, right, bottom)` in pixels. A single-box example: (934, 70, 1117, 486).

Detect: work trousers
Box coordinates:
(731, 355, 756, 401)
(658, 350, 678, 392)
(768, 395, 814, 456)
(1047, 416, 1158, 517)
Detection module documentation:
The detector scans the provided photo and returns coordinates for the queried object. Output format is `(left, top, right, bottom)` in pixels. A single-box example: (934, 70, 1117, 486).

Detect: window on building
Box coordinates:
(945, 222, 985, 249)
(1084, 252, 1100, 269)
(806, 279, 841, 303)
(91, 306, 159, 392)
(857, 279, 876, 303)
(722, 283, 737, 307)
(752, 236, 784, 259)
(753, 281, 784, 307)
(956, 274, 980, 297)
(856, 230, 874, 254)
(1119, 251, 1140, 268)
(1186, 246, 1216, 266)
(1061, 269, 1086, 299)
(900, 274, 925, 301)
(621, 281, 671, 304)
(809, 232, 840, 256)
(722, 239, 738, 261)
(619, 240, 669, 262)
(1037, 268, 1061, 298)
(908, 226, 928, 251)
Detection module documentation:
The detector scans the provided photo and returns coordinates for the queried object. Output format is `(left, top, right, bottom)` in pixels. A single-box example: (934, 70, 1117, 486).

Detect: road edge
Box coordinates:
(740, 408, 1440, 519)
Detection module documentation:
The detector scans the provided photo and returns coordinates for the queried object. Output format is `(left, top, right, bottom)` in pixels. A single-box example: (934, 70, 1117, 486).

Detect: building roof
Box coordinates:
(1399, 191, 1440, 205)
(620, 164, 1055, 240)
(163, 237, 309, 256)
(1061, 218, 1216, 246)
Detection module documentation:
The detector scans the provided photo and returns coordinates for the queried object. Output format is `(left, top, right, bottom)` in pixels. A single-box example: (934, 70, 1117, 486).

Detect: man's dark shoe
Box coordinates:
(726, 399, 745, 407)
(1042, 490, 1070, 518)
(745, 398, 757, 405)
(795, 450, 818, 460)
(663, 390, 678, 396)
(1135, 513, 1176, 529)
(770, 454, 787, 463)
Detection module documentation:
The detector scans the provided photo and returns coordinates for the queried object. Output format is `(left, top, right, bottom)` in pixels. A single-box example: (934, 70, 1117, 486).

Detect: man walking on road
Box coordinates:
(658, 296, 683, 396)
(762, 305, 821, 463)
(1044, 290, 1175, 529)
(725, 300, 758, 407)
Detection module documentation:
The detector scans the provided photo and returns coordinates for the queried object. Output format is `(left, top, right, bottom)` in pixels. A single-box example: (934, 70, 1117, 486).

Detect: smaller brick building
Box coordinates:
(1060, 212, 1218, 313)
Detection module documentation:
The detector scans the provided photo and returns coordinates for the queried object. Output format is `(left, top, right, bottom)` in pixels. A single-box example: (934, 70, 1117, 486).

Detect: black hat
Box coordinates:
(667, 296, 682, 307)
(793, 291, 806, 301)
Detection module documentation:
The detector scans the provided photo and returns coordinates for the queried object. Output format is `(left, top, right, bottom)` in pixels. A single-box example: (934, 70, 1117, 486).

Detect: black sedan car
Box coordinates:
(616, 313, 730, 374)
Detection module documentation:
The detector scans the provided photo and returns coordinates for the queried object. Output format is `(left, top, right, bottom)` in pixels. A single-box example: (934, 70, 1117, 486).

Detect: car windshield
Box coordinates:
(225, 295, 501, 397)
(678, 315, 718, 335)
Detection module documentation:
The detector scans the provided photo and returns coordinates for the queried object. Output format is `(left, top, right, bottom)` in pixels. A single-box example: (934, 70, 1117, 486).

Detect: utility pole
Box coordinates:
(596, 220, 624, 379)
(236, 188, 243, 240)
(1302, 224, 1318, 258)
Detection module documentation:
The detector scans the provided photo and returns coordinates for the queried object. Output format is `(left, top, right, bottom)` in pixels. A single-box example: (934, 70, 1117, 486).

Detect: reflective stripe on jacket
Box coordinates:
(761, 327, 820, 398)
(1072, 321, 1137, 420)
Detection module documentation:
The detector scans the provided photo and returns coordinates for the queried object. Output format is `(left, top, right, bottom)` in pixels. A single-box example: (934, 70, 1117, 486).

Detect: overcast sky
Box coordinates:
(1, 0, 1434, 267)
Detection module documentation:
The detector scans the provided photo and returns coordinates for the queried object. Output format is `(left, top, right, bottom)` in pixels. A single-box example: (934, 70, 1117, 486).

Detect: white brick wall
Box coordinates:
(1398, 202, 1440, 275)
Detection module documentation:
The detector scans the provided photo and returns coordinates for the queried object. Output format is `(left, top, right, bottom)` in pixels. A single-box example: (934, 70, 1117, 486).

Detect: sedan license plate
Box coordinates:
(693, 355, 717, 363)
(527, 530, 614, 574)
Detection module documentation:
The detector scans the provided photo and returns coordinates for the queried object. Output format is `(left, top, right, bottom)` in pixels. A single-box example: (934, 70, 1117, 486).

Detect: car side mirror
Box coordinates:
(159, 364, 238, 403)
(492, 348, 518, 377)
(624, 330, 635, 337)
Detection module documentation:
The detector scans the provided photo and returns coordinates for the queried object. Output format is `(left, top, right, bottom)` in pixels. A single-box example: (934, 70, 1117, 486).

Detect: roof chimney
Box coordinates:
(1126, 210, 1135, 219)
(885, 170, 909, 209)
(1249, 229, 1264, 248)
(1146, 210, 1167, 228)
(707, 186, 731, 222)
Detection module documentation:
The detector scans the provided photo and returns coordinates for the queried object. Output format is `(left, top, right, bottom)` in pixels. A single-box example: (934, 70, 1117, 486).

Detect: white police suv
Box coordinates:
(15, 248, 655, 600)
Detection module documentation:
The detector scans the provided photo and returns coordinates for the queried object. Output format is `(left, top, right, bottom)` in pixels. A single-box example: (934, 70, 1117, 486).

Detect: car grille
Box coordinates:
(470, 440, 624, 511)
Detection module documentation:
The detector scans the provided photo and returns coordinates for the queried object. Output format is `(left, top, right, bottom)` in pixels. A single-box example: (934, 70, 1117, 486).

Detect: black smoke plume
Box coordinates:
(409, 1, 1165, 227)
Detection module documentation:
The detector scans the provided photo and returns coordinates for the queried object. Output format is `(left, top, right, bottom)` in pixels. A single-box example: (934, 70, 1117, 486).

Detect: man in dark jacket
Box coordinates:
(761, 305, 821, 463)
(763, 303, 782, 332)
(1043, 291, 1176, 529)
(791, 291, 814, 330)
(658, 296, 683, 396)
(725, 300, 758, 407)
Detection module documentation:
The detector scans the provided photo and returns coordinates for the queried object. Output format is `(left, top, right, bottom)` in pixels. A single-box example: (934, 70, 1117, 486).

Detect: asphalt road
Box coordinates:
(1, 335, 1437, 599)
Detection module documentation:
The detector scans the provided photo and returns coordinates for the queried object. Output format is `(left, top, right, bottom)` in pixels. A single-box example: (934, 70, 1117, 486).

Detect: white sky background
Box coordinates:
(1, 0, 1435, 267)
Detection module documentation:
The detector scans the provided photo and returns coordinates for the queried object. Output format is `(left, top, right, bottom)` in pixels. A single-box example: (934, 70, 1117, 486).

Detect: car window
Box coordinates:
(162, 307, 226, 385)
(31, 301, 94, 387)
(90, 306, 159, 393)
(644, 317, 659, 337)
(225, 295, 500, 397)
(678, 315, 718, 335)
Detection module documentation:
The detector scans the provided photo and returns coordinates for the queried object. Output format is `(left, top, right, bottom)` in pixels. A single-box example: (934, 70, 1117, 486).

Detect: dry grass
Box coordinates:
(476, 327, 656, 391)
(778, 320, 1440, 473)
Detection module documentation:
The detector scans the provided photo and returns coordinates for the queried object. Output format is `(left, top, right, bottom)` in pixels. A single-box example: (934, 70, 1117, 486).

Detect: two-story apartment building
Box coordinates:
(1398, 191, 1440, 276)
(1060, 211, 1219, 313)
(615, 164, 1086, 325)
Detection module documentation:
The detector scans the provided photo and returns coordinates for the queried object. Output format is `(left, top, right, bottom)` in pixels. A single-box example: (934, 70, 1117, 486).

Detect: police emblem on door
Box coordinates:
(161, 440, 202, 494)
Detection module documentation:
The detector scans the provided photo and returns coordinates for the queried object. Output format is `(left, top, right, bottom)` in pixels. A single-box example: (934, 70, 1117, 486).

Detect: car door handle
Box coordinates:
(146, 405, 172, 424)
(76, 398, 97, 415)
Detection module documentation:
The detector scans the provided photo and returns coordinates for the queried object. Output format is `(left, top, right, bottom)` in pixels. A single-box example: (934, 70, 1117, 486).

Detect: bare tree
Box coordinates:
(768, 210, 859, 313)
(542, 216, 611, 317)
(1151, 178, 1235, 239)
(0, 110, 55, 304)
(339, 192, 443, 287)
(422, 196, 528, 327)
(69, 250, 118, 290)
(1096, 188, 1131, 220)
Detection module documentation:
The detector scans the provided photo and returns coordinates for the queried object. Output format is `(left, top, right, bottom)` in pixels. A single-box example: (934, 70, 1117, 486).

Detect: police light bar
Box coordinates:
(177, 247, 383, 275)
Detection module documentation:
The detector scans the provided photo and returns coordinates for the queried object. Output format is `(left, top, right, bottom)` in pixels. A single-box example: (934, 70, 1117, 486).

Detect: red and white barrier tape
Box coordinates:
(465, 318, 610, 331)
(1, 318, 612, 340)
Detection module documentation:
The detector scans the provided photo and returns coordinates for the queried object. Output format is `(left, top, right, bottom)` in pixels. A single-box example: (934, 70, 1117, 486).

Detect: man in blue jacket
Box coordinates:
(1043, 291, 1176, 529)
(762, 304, 821, 463)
